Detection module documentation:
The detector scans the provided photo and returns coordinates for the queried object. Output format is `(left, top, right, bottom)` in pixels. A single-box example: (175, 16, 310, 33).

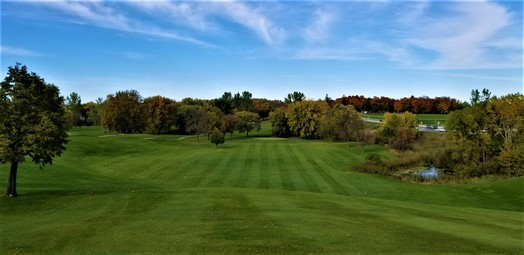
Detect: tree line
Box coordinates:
(69, 91, 468, 130)
(326, 95, 466, 114)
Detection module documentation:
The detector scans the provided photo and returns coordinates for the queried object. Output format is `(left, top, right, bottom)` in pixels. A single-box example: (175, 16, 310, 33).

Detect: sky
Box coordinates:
(1, 0, 522, 103)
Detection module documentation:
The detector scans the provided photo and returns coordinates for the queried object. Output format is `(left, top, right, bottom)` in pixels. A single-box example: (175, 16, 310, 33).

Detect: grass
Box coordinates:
(363, 113, 448, 125)
(1, 125, 523, 254)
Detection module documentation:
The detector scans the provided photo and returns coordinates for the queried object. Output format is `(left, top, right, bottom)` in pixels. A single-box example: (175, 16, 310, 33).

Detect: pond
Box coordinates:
(416, 166, 439, 180)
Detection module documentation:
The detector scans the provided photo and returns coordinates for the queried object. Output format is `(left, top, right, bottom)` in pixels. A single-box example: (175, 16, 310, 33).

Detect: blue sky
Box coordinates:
(1, 0, 522, 103)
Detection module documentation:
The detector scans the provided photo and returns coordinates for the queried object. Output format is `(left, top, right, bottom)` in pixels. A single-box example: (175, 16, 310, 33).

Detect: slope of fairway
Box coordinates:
(1, 127, 523, 254)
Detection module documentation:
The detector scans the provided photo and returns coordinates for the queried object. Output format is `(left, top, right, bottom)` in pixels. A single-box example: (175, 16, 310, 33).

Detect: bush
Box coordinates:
(210, 128, 225, 147)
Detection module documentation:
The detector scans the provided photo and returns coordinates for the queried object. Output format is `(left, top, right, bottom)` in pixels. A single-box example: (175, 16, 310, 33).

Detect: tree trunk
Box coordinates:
(6, 161, 18, 197)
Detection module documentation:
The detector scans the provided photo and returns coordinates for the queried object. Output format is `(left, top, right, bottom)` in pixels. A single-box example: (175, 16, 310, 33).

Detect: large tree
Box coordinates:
(286, 100, 329, 139)
(83, 100, 102, 126)
(143, 96, 177, 135)
(223, 114, 238, 138)
(235, 111, 261, 137)
(179, 105, 210, 143)
(319, 104, 364, 145)
(100, 90, 145, 134)
(66, 92, 83, 128)
(269, 108, 291, 138)
(0, 63, 69, 197)
(378, 112, 417, 150)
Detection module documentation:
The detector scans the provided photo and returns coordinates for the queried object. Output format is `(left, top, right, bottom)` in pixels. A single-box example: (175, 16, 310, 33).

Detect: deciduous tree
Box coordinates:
(269, 108, 291, 138)
(144, 96, 176, 135)
(100, 90, 145, 133)
(223, 114, 238, 138)
(286, 100, 329, 139)
(66, 92, 84, 128)
(0, 63, 69, 197)
(83, 101, 102, 126)
(210, 128, 225, 147)
(334, 104, 365, 146)
(235, 111, 261, 137)
(179, 105, 210, 143)
(378, 112, 417, 150)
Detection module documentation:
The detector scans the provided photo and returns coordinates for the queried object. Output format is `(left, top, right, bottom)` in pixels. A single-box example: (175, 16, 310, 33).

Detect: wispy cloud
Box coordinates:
(218, 1, 286, 46)
(128, 1, 215, 32)
(0, 45, 42, 57)
(43, 1, 213, 47)
(122, 51, 147, 60)
(404, 1, 521, 69)
(434, 72, 523, 82)
(303, 9, 337, 44)
(128, 1, 285, 46)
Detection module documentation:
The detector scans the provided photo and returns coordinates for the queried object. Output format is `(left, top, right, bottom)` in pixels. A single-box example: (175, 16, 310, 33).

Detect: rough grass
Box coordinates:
(1, 125, 522, 254)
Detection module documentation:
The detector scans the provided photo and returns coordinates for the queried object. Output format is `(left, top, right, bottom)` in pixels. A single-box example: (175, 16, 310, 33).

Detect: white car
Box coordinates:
(438, 127, 446, 132)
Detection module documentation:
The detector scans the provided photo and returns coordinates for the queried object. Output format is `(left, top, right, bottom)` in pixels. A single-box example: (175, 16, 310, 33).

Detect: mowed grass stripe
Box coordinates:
(194, 191, 322, 254)
(234, 141, 256, 188)
(313, 144, 366, 195)
(163, 144, 212, 187)
(257, 141, 270, 189)
(288, 146, 322, 193)
(180, 147, 221, 188)
(296, 145, 350, 196)
(273, 142, 296, 191)
(205, 144, 237, 187)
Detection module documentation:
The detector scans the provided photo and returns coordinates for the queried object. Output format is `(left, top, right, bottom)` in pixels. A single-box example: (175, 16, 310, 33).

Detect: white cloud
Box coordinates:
(218, 1, 286, 46)
(303, 9, 337, 43)
(128, 1, 215, 32)
(0, 45, 42, 56)
(404, 1, 521, 69)
(126, 1, 285, 46)
(44, 1, 213, 47)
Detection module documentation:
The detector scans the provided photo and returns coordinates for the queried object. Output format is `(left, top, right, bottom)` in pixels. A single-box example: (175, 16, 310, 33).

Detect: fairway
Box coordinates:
(1, 126, 523, 254)
(363, 113, 448, 125)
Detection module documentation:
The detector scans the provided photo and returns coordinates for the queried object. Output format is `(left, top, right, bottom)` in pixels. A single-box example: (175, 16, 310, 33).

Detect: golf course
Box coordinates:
(1, 124, 522, 254)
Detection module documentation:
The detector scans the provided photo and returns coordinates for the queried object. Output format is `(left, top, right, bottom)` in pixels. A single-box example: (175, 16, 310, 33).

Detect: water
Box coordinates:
(417, 166, 439, 179)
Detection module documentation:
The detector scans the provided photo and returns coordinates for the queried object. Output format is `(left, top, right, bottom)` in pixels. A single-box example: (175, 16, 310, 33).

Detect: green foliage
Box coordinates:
(178, 105, 210, 142)
(101, 90, 145, 134)
(284, 91, 305, 104)
(319, 104, 364, 144)
(206, 106, 225, 135)
(286, 100, 329, 139)
(0, 63, 69, 196)
(83, 101, 101, 126)
(377, 112, 417, 150)
(269, 108, 291, 138)
(210, 127, 225, 147)
(143, 96, 177, 135)
(223, 114, 238, 138)
(235, 111, 261, 137)
(445, 92, 524, 177)
(66, 92, 84, 128)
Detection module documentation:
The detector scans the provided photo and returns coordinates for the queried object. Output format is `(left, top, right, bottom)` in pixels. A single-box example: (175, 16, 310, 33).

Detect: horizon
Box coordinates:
(1, 0, 522, 103)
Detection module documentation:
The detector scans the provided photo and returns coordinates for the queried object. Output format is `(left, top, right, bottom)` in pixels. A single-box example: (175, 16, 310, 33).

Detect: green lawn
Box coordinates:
(363, 113, 448, 125)
(1, 126, 522, 254)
